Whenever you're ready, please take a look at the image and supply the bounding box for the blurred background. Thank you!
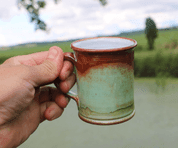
[0,0,178,147]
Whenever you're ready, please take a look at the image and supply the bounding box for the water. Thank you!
[18,79,178,148]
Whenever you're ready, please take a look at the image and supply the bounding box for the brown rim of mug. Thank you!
[70,37,137,53]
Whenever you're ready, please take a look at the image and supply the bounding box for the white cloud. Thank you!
[0,0,26,20]
[0,34,7,46]
[87,24,105,31]
[43,0,178,39]
[0,0,178,46]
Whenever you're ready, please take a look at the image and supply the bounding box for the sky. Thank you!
[0,0,178,47]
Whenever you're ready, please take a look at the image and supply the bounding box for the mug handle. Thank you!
[54,52,79,107]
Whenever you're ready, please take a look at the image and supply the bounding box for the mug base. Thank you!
[78,109,135,125]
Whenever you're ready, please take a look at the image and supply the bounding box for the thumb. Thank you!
[30,46,64,87]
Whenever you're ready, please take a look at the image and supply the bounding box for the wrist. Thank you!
[0,125,18,148]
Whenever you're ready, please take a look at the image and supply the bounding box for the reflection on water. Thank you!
[135,78,178,94]
[19,79,178,148]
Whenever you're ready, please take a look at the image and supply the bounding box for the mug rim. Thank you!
[71,37,137,52]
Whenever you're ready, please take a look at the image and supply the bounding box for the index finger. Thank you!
[4,51,49,66]
[4,46,62,66]
[24,51,49,65]
[24,46,63,65]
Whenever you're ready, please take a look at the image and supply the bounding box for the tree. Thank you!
[145,17,158,50]
[17,0,107,32]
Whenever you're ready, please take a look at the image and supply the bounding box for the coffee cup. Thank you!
[63,37,137,125]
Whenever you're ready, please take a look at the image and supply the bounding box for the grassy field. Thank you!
[0,41,73,64]
[0,28,177,59]
[0,42,73,59]
[129,28,178,52]
[0,28,178,78]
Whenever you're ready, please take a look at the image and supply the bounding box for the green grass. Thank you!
[0,42,73,64]
[0,29,178,78]
[0,42,73,57]
[127,28,178,52]
[1,28,177,58]
[127,29,178,78]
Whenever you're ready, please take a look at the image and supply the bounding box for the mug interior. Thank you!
[71,37,137,52]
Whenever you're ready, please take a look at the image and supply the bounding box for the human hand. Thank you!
[0,46,75,148]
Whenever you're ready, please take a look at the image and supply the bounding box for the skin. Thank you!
[0,46,75,148]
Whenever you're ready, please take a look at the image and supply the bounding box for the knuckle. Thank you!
[60,81,69,93]
[63,81,70,93]
[50,46,63,53]
[43,60,58,78]
[67,61,74,72]
[3,56,17,64]
[60,98,68,108]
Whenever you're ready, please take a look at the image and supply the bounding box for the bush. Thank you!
[134,51,178,78]
[170,39,178,49]
[134,56,156,77]
[134,45,143,52]
[164,40,178,50]
[169,54,178,77]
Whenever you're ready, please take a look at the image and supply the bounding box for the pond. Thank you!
[18,78,178,148]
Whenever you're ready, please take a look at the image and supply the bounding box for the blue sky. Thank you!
[0,0,178,47]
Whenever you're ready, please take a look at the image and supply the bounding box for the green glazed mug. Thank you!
[64,37,137,125]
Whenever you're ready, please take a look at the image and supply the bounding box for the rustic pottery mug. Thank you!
[64,37,137,125]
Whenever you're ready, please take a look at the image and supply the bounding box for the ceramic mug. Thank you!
[64,37,137,125]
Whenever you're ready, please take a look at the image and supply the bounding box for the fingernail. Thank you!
[48,48,58,60]
[49,109,56,120]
